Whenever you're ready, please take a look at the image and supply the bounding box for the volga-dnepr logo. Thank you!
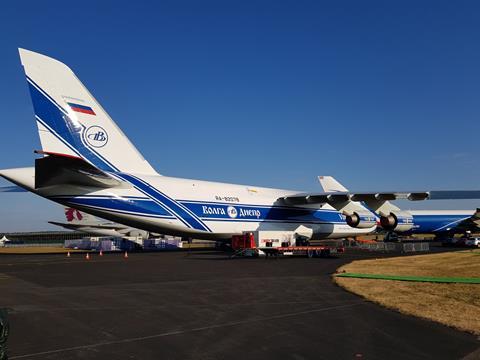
[227,206,238,218]
[201,205,261,219]
[84,126,108,148]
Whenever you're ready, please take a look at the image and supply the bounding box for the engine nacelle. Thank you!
[379,211,414,232]
[345,211,377,228]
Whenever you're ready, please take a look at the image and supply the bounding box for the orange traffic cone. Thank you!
[124,251,128,259]
[85,252,90,260]
[99,250,103,256]
[67,251,71,257]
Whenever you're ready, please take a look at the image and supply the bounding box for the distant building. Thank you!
[0,231,98,244]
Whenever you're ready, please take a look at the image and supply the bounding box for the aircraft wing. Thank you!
[35,151,123,189]
[0,185,28,192]
[279,190,480,206]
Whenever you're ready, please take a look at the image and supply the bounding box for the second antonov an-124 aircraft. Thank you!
[318,176,480,237]
[1,49,480,241]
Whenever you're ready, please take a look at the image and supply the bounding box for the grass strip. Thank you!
[335,273,480,284]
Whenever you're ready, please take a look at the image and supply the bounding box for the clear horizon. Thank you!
[1,1,479,231]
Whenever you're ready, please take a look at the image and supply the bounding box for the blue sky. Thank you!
[1,0,479,231]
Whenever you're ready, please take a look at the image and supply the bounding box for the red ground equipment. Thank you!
[231,233,256,250]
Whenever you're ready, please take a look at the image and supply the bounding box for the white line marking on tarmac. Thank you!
[10,301,365,359]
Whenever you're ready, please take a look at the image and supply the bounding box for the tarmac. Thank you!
[0,249,478,360]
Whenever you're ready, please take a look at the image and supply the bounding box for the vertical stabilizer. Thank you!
[318,176,349,192]
[318,176,377,228]
[19,48,158,175]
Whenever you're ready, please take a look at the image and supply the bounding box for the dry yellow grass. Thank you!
[0,247,85,254]
[334,249,480,335]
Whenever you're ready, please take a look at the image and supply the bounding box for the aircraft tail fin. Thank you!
[318,176,349,192]
[317,176,376,223]
[317,176,400,215]
[64,207,97,224]
[19,48,157,175]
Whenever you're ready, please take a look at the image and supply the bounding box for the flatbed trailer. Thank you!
[258,245,344,258]
[229,232,345,258]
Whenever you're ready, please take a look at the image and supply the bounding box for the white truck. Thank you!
[465,237,480,247]
[443,236,480,248]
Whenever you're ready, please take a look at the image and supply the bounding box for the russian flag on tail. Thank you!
[67,102,96,115]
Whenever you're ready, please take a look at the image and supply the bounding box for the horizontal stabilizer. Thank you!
[48,221,128,237]
[48,221,127,231]
[34,151,123,189]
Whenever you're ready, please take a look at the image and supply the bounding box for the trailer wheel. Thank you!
[320,249,330,258]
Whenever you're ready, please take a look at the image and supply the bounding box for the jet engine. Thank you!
[344,211,377,228]
[379,211,414,232]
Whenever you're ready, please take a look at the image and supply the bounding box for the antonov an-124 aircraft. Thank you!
[1,49,480,240]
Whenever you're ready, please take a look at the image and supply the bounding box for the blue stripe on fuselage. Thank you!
[116,173,212,232]
[49,195,347,226]
[180,201,345,224]
[411,214,470,233]
[52,196,173,218]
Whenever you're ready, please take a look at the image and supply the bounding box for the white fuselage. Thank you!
[0,167,374,240]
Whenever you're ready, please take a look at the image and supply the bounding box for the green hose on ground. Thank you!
[335,273,480,284]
